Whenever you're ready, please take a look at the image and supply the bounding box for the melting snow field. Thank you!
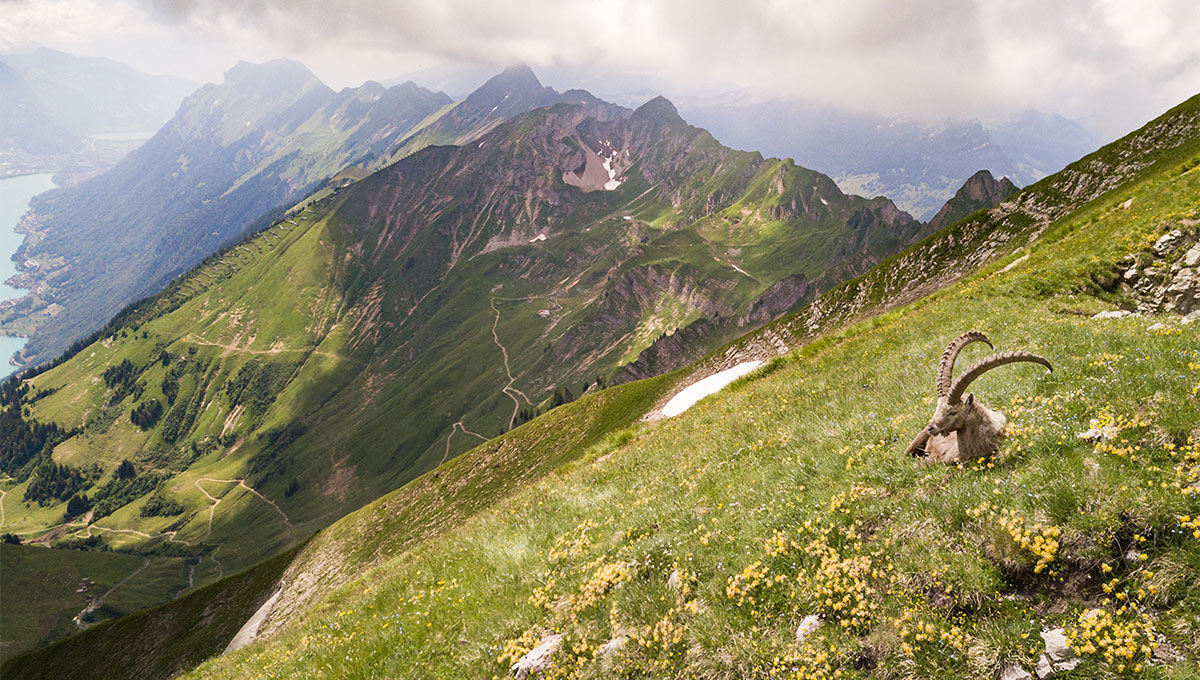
[660,360,764,417]
[601,152,623,190]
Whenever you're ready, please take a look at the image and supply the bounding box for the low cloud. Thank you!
[5,0,1200,137]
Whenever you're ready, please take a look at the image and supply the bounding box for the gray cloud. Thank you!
[7,0,1200,137]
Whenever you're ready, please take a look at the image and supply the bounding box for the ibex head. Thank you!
[906,332,1052,459]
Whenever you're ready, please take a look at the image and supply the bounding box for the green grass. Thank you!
[0,544,187,661]
[178,106,1200,679]
[1,92,937,641]
[1,544,303,680]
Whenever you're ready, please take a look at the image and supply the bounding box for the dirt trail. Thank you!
[490,297,525,426]
[73,558,150,629]
[439,420,490,466]
[26,477,292,606]
[181,334,360,364]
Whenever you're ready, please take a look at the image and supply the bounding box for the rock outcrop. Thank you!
[926,169,1019,233]
[1121,226,1200,316]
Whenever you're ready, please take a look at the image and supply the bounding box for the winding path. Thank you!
[490,297,527,427]
[439,420,490,466]
[180,334,360,365]
[19,476,294,606]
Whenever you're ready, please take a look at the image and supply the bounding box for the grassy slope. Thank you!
[0,544,186,660]
[180,105,1200,678]
[1,544,303,680]
[2,100,923,648]
[1,370,680,680]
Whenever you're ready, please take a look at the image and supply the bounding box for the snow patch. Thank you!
[661,361,764,417]
[601,151,623,190]
[530,233,547,243]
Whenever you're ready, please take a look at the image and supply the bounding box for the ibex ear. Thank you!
[966,393,974,405]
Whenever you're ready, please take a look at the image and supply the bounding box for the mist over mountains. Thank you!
[681,97,1097,219]
[0,17,1197,679]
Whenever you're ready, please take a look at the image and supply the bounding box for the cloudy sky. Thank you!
[2,0,1199,138]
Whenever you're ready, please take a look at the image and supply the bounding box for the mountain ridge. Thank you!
[7,91,1193,680]
[0,89,947,657]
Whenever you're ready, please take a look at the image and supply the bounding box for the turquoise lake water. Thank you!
[1,173,56,376]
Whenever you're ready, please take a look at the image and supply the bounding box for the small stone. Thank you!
[1153,229,1183,255]
[667,569,680,589]
[1120,198,1134,209]
[1031,628,1080,678]
[1035,654,1055,679]
[1152,633,1184,663]
[1123,267,1140,282]
[1077,421,1120,442]
[512,634,563,679]
[1000,663,1032,680]
[1147,322,1167,332]
[795,614,821,643]
[1184,245,1200,267]
[597,634,627,657]
[1091,310,1133,319]
[1041,628,1073,663]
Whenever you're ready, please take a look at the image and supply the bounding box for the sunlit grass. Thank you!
[184,125,1200,679]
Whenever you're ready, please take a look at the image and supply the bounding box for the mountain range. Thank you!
[2,63,639,367]
[0,62,1031,658]
[0,48,197,180]
[681,97,1098,219]
[2,48,197,139]
[1,85,1195,679]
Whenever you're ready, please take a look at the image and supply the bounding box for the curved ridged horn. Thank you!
[936,331,992,397]
[905,428,931,457]
[948,351,1052,403]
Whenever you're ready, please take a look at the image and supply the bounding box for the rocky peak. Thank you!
[960,169,1018,204]
[222,58,325,93]
[473,63,552,101]
[634,95,683,124]
[351,80,387,101]
[926,169,1019,232]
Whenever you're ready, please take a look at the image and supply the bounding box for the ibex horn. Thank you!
[948,351,1052,404]
[936,331,992,397]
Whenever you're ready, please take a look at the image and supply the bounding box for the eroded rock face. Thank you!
[1122,226,1200,316]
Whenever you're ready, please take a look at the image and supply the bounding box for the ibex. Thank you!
[905,332,1052,462]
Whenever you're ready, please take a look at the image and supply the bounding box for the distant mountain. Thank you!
[988,108,1099,185]
[0,59,80,154]
[386,64,625,161]
[2,59,452,364]
[926,169,1018,233]
[680,98,1097,220]
[1,63,638,366]
[3,47,197,137]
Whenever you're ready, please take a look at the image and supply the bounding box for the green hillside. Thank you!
[0,94,937,658]
[154,95,1199,678]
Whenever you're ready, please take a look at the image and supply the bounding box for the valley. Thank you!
[9,91,1193,680]
[0,173,55,376]
[0,28,1194,679]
